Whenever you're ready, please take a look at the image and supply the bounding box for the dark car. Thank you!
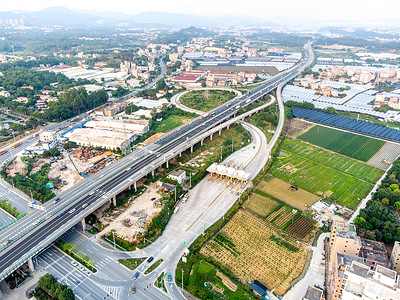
[147,256,154,263]
[133,272,140,280]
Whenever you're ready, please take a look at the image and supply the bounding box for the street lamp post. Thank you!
[112,231,116,250]
[182,269,184,289]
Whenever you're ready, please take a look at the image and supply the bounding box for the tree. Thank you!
[390,184,399,191]
[394,201,400,209]
[382,198,390,205]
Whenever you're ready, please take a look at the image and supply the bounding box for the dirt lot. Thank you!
[258,175,320,211]
[286,119,314,138]
[7,156,27,176]
[98,182,163,242]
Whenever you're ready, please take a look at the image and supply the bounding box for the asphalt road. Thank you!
[0,42,313,281]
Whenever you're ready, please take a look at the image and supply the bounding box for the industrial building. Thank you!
[84,120,149,135]
[68,128,136,150]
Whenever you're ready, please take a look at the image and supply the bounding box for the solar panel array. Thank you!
[292,107,400,142]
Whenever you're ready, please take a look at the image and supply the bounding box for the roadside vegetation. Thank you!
[56,240,97,273]
[144,259,163,275]
[118,257,146,270]
[1,157,55,202]
[33,273,75,300]
[0,200,23,218]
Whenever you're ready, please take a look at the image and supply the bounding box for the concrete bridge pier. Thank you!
[210,134,213,141]
[219,129,222,135]
[81,218,86,233]
[152,169,155,177]
[190,145,194,153]
[179,152,182,157]
[28,258,34,272]
[134,181,137,192]
[227,124,230,130]
[201,139,204,146]
[112,195,117,206]
[166,160,169,168]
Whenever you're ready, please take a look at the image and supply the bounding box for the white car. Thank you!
[70,261,78,267]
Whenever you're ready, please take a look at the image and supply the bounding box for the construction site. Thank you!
[95,182,164,243]
[4,146,119,194]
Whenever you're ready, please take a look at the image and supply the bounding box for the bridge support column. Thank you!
[179,152,182,157]
[201,139,204,146]
[134,181,137,192]
[219,129,222,135]
[166,160,169,168]
[112,196,117,206]
[152,169,155,177]
[81,218,86,233]
[28,257,35,272]
[227,124,230,130]
[190,145,194,153]
[210,134,213,141]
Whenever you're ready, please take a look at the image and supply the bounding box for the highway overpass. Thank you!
[0,42,313,281]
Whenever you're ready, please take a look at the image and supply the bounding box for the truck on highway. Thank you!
[0,149,8,156]
[12,142,21,149]
[235,105,240,110]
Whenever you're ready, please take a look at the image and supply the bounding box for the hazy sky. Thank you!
[1,0,400,24]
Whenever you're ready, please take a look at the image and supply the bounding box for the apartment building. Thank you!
[330,221,361,265]
[329,253,364,300]
[391,241,400,273]
[338,262,400,299]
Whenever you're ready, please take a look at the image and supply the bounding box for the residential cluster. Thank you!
[325,221,400,300]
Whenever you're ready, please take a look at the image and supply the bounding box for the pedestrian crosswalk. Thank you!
[98,284,122,299]
[94,257,113,270]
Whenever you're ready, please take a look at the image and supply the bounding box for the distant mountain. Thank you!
[0,7,278,28]
[155,26,214,44]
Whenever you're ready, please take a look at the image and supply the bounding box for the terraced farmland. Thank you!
[200,209,308,296]
[298,125,384,162]
[269,139,384,209]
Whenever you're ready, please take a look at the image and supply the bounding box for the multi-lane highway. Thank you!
[0,42,313,282]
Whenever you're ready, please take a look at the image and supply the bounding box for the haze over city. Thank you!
[1,0,400,25]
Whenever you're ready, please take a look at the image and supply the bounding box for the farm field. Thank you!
[298,125,384,162]
[266,205,298,228]
[257,175,320,211]
[286,216,314,239]
[200,209,309,296]
[269,139,384,209]
[243,192,280,218]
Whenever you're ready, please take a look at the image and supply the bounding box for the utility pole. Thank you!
[220,146,223,162]
[182,269,184,289]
